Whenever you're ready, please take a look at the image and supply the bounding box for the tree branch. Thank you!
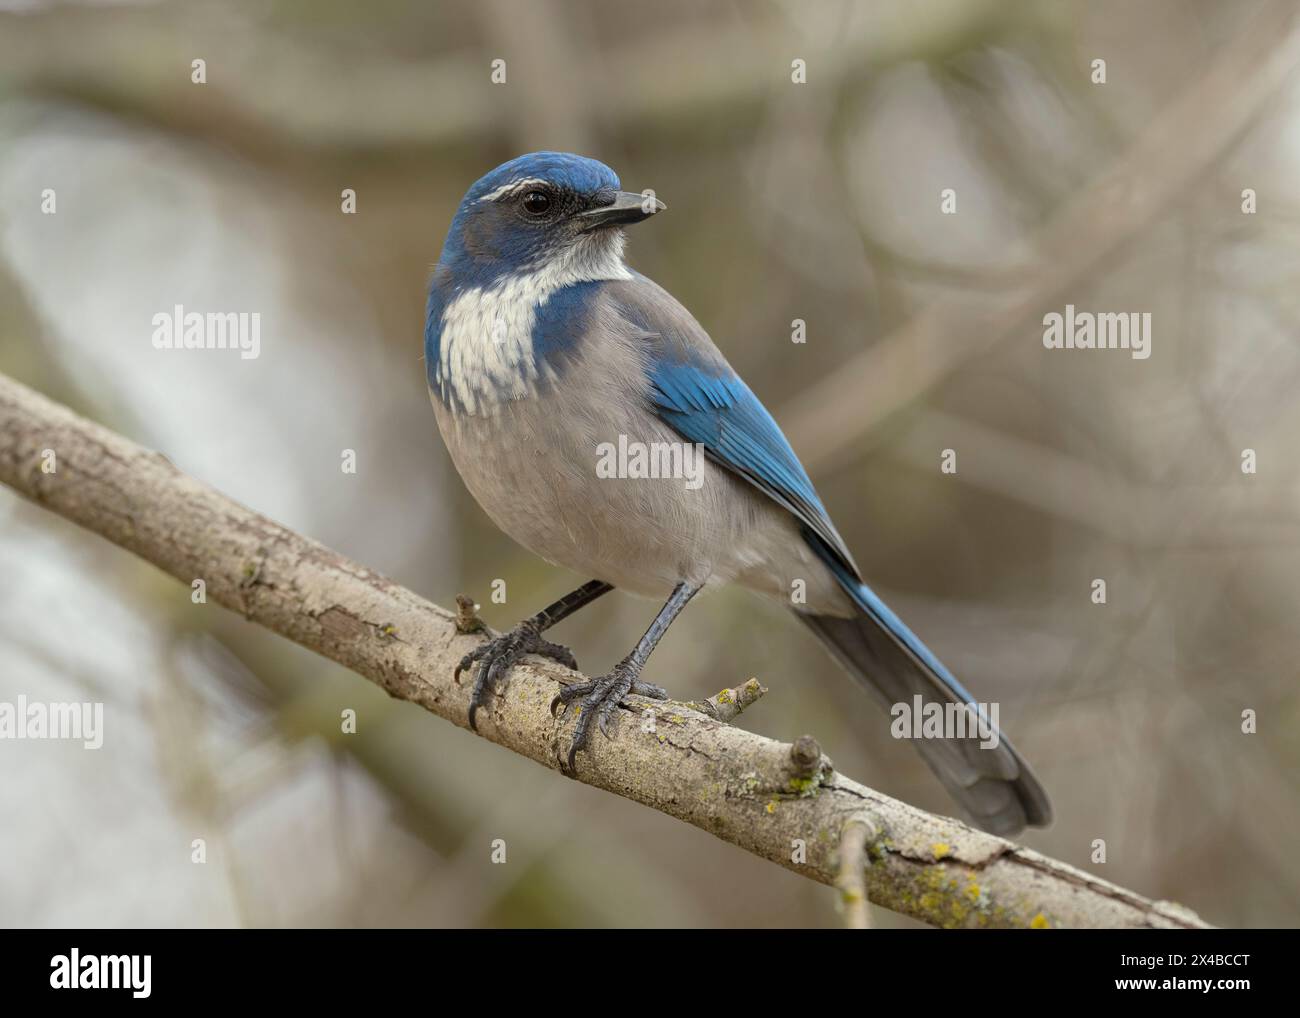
[0,372,1211,929]
[836,813,878,929]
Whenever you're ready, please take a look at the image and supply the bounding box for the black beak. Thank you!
[579,190,666,230]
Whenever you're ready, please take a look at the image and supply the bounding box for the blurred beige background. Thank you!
[1,0,1297,928]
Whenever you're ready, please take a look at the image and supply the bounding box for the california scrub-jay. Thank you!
[426,152,1050,835]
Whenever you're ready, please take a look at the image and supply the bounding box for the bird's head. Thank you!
[437,152,665,286]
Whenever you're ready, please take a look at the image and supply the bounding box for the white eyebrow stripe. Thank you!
[476,177,549,204]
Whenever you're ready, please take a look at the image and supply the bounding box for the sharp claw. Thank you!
[553,666,666,768]
[541,648,578,671]
[486,655,512,692]
[454,620,583,737]
[455,643,487,681]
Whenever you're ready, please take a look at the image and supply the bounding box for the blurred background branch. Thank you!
[780,0,1300,474]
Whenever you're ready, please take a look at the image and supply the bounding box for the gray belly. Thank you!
[432,386,743,595]
[431,387,853,613]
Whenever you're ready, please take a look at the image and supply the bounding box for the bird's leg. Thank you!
[457,580,613,731]
[551,581,699,771]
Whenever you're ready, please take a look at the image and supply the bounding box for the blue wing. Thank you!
[647,362,864,571]
[601,275,1051,831]
[604,273,858,578]
[644,351,976,703]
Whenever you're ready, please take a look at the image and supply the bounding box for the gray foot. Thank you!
[456,619,578,731]
[550,662,669,770]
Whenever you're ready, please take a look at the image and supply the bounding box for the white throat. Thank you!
[436,230,632,414]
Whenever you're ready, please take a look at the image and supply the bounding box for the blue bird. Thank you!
[426,152,1051,835]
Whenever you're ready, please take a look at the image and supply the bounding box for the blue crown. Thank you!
[462,152,620,205]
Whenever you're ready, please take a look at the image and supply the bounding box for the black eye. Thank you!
[522,191,552,215]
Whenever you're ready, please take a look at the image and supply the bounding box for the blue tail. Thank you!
[800,529,1051,835]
